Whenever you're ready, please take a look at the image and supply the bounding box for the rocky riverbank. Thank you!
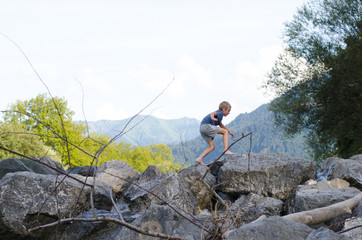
[0,153,361,239]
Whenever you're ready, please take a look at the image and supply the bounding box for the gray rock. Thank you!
[0,157,65,180]
[96,160,139,193]
[286,184,361,213]
[217,153,317,200]
[350,154,362,161]
[224,216,313,240]
[0,171,112,239]
[319,155,362,190]
[49,208,121,240]
[307,227,351,240]
[67,165,96,176]
[178,164,216,213]
[341,217,362,240]
[36,156,65,173]
[117,205,210,240]
[231,193,284,223]
[122,165,196,214]
[50,201,142,240]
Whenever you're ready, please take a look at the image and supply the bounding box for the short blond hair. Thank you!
[219,101,231,110]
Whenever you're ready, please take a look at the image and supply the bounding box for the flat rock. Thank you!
[224,216,313,240]
[217,153,317,200]
[96,160,139,193]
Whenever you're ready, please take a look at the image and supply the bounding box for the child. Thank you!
[196,101,235,165]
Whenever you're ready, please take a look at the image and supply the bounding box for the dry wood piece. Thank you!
[283,193,362,225]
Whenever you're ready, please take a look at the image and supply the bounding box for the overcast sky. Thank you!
[0,0,306,124]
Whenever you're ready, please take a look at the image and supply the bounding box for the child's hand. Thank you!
[229,131,235,138]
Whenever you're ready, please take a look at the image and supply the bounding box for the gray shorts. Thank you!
[200,124,219,143]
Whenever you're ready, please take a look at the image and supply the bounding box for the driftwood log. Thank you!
[283,193,362,225]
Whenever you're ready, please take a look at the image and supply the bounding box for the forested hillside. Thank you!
[87,115,200,146]
[171,104,310,165]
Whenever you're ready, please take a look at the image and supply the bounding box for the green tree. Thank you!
[3,94,183,172]
[3,93,87,167]
[263,0,361,162]
[0,121,60,161]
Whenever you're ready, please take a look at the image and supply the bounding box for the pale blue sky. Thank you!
[0,0,306,123]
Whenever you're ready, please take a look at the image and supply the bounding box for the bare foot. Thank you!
[224,150,235,155]
[195,157,206,165]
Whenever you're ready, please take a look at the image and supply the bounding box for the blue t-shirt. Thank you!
[201,109,224,126]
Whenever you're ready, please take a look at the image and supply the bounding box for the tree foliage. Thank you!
[2,93,182,172]
[0,121,59,161]
[73,133,181,173]
[3,93,87,166]
[263,0,361,162]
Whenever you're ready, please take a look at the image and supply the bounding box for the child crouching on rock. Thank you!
[196,101,235,165]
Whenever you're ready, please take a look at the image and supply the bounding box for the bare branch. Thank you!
[28,216,189,240]
[109,187,124,222]
[177,131,189,171]
[0,145,92,186]
[102,170,214,235]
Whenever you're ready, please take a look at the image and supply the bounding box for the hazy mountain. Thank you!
[87,115,200,146]
[171,104,310,165]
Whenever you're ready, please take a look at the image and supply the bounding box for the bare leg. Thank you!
[196,140,215,164]
[218,128,235,155]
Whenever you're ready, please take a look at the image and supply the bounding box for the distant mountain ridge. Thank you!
[87,115,200,146]
[171,104,310,165]
[87,104,310,165]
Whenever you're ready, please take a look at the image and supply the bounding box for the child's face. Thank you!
[222,107,231,117]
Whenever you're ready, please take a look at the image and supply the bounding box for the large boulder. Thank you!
[286,180,361,214]
[231,192,284,223]
[216,153,317,200]
[46,202,138,240]
[0,171,112,239]
[224,216,313,240]
[96,160,139,193]
[0,157,65,180]
[116,205,210,240]
[178,164,216,213]
[318,154,362,190]
[122,165,196,214]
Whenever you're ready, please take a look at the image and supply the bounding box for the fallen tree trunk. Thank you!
[283,192,362,225]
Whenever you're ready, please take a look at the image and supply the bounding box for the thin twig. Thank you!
[28,216,188,240]
[102,170,213,235]
[0,145,92,186]
[338,224,362,234]
[0,32,72,166]
[178,130,189,170]
[109,188,124,222]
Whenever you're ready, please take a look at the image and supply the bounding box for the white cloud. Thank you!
[224,45,284,116]
[81,68,112,93]
[126,65,179,96]
[178,54,213,86]
[20,62,58,80]
[124,54,214,100]
[96,102,129,120]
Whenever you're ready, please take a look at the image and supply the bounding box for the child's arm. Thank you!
[220,122,235,138]
[210,111,218,122]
